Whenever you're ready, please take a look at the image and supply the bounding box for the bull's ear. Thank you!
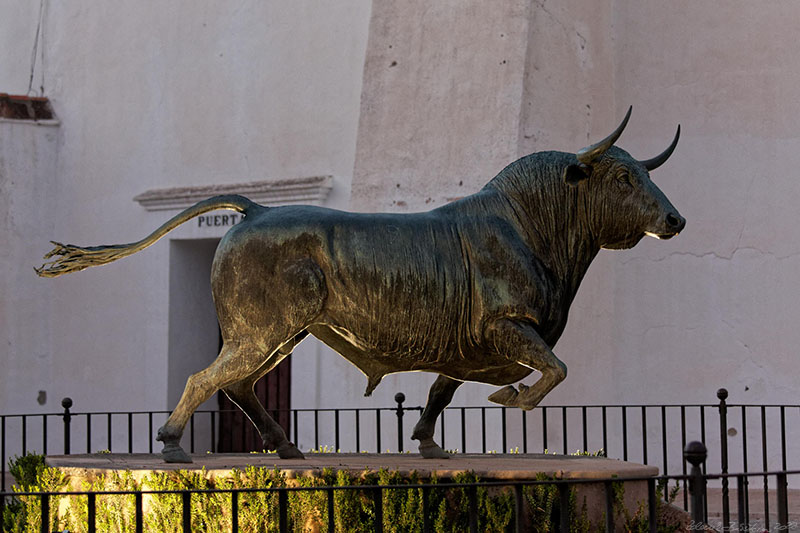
[563,163,591,186]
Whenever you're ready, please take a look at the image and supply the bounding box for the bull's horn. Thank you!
[576,106,632,164]
[640,125,680,171]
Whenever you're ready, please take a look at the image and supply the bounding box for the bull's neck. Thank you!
[484,152,601,300]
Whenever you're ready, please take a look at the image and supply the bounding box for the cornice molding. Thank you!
[134,176,333,211]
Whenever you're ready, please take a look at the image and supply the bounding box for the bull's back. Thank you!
[211,205,473,365]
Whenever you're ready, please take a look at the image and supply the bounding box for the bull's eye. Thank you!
[615,171,632,186]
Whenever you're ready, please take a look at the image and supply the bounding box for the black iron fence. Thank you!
[3,389,798,478]
[2,388,799,529]
[1,442,797,532]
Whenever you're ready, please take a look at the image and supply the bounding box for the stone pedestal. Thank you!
[46,452,664,530]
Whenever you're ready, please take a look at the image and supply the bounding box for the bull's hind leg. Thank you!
[411,375,462,458]
[156,343,271,463]
[221,332,308,459]
[485,318,567,411]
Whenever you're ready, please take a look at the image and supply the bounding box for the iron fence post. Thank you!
[232,490,239,533]
[135,491,143,533]
[717,388,729,530]
[279,489,288,532]
[62,397,73,455]
[684,440,707,528]
[468,485,479,533]
[88,492,96,533]
[604,480,615,533]
[558,482,571,533]
[40,493,49,533]
[395,392,405,453]
[514,483,524,533]
[422,485,432,533]
[326,488,334,533]
[373,486,384,533]
[647,478,657,533]
[777,472,789,529]
[736,474,747,531]
[182,491,192,533]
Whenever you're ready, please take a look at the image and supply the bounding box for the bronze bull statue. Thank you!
[37,107,684,462]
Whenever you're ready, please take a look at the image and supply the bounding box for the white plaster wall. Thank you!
[345,0,800,474]
[602,0,800,405]
[599,0,800,474]
[352,0,531,211]
[0,120,60,420]
[341,0,620,455]
[304,0,539,453]
[2,0,799,475]
[0,1,372,455]
[495,1,800,478]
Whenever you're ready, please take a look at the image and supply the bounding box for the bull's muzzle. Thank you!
[648,212,685,240]
[665,212,686,233]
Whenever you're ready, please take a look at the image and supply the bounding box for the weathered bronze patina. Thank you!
[37,108,685,463]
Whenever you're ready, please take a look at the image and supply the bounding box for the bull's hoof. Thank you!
[488,385,519,407]
[161,443,193,464]
[156,426,179,444]
[276,441,305,459]
[517,395,543,411]
[418,439,450,459]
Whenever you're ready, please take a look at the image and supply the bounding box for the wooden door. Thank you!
[217,334,292,452]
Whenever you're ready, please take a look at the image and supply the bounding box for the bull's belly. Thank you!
[307,324,534,391]
[311,321,458,370]
[444,362,533,386]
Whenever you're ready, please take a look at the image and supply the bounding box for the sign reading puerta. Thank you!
[196,213,245,228]
[37,108,685,463]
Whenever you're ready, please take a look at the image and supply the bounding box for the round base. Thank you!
[45,453,661,530]
[46,452,656,481]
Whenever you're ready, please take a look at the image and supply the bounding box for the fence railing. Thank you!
[1,442,797,533]
[3,389,799,528]
[3,389,797,470]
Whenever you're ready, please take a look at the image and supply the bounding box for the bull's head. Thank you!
[562,107,685,250]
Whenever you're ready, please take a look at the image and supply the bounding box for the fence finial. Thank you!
[684,441,707,526]
[716,387,730,528]
[684,440,707,466]
[395,392,406,452]
[62,397,73,455]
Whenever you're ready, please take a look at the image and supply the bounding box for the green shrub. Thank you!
[618,478,682,533]
[4,453,68,533]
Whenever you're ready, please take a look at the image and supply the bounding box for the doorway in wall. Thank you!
[168,238,291,453]
[216,332,292,452]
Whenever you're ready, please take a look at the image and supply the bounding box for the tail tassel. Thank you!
[34,195,257,278]
[35,241,133,278]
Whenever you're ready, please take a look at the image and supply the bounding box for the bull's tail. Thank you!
[35,194,260,278]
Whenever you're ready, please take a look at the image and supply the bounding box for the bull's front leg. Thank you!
[484,318,566,410]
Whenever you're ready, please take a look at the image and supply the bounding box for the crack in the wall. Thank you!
[618,321,705,340]
[619,247,800,265]
[526,0,599,148]
[733,172,758,251]
[638,323,677,339]
[719,318,767,374]
[533,0,567,34]
[534,0,587,50]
